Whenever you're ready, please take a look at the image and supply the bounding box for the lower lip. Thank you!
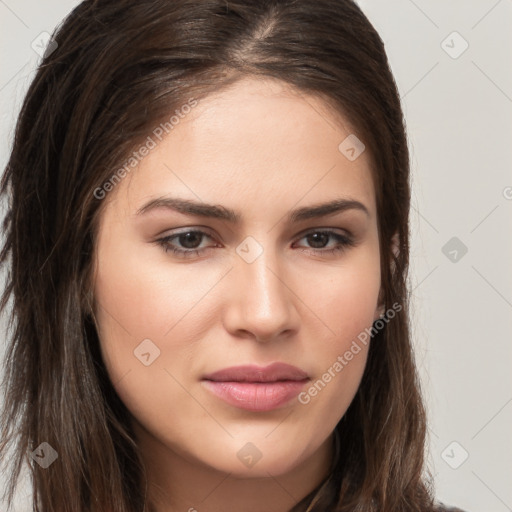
[201,379,308,412]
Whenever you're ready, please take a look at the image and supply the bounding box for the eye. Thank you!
[156,229,217,259]
[293,230,355,256]
[155,228,355,259]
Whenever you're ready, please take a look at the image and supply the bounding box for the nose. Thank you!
[223,246,300,343]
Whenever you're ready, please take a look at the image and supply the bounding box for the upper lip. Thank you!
[202,362,309,383]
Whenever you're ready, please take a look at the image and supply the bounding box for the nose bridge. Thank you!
[244,248,283,310]
[229,236,296,339]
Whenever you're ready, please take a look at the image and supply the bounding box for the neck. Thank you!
[134,423,335,512]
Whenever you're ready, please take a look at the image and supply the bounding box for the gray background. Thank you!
[1,1,511,510]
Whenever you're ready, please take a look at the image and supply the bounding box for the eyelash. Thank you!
[155,229,355,259]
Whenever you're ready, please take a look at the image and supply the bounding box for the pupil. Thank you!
[308,232,328,248]
[179,232,202,249]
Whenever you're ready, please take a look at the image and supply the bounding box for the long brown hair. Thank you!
[1,0,435,510]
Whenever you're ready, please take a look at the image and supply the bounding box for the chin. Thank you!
[196,437,313,478]
[220,454,302,479]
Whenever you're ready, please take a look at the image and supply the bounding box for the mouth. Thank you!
[201,362,310,412]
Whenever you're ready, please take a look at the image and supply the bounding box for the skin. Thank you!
[92,76,385,512]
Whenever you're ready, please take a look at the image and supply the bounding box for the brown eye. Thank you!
[176,231,204,249]
[294,230,355,256]
[156,229,217,258]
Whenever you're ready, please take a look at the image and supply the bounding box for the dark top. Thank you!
[288,429,469,512]
[435,504,467,512]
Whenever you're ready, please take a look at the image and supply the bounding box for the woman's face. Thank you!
[92,76,383,479]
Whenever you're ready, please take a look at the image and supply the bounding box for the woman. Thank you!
[0,1,467,511]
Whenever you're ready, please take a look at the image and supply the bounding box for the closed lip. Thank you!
[202,362,309,383]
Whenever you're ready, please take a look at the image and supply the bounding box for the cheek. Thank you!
[92,222,230,348]
[92,262,209,445]
[292,246,380,422]
[294,243,381,343]
[92,238,230,428]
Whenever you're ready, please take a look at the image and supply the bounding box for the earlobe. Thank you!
[82,255,99,319]
[373,232,400,321]
[374,288,386,321]
[81,286,94,317]
[81,268,96,319]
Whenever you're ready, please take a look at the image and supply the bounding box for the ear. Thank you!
[81,265,97,320]
[82,251,99,319]
[81,284,94,318]
[373,232,400,321]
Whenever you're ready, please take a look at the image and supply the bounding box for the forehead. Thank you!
[104,76,376,222]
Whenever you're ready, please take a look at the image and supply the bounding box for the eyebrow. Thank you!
[136,196,370,223]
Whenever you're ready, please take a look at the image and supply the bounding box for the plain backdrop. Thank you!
[1,1,511,511]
